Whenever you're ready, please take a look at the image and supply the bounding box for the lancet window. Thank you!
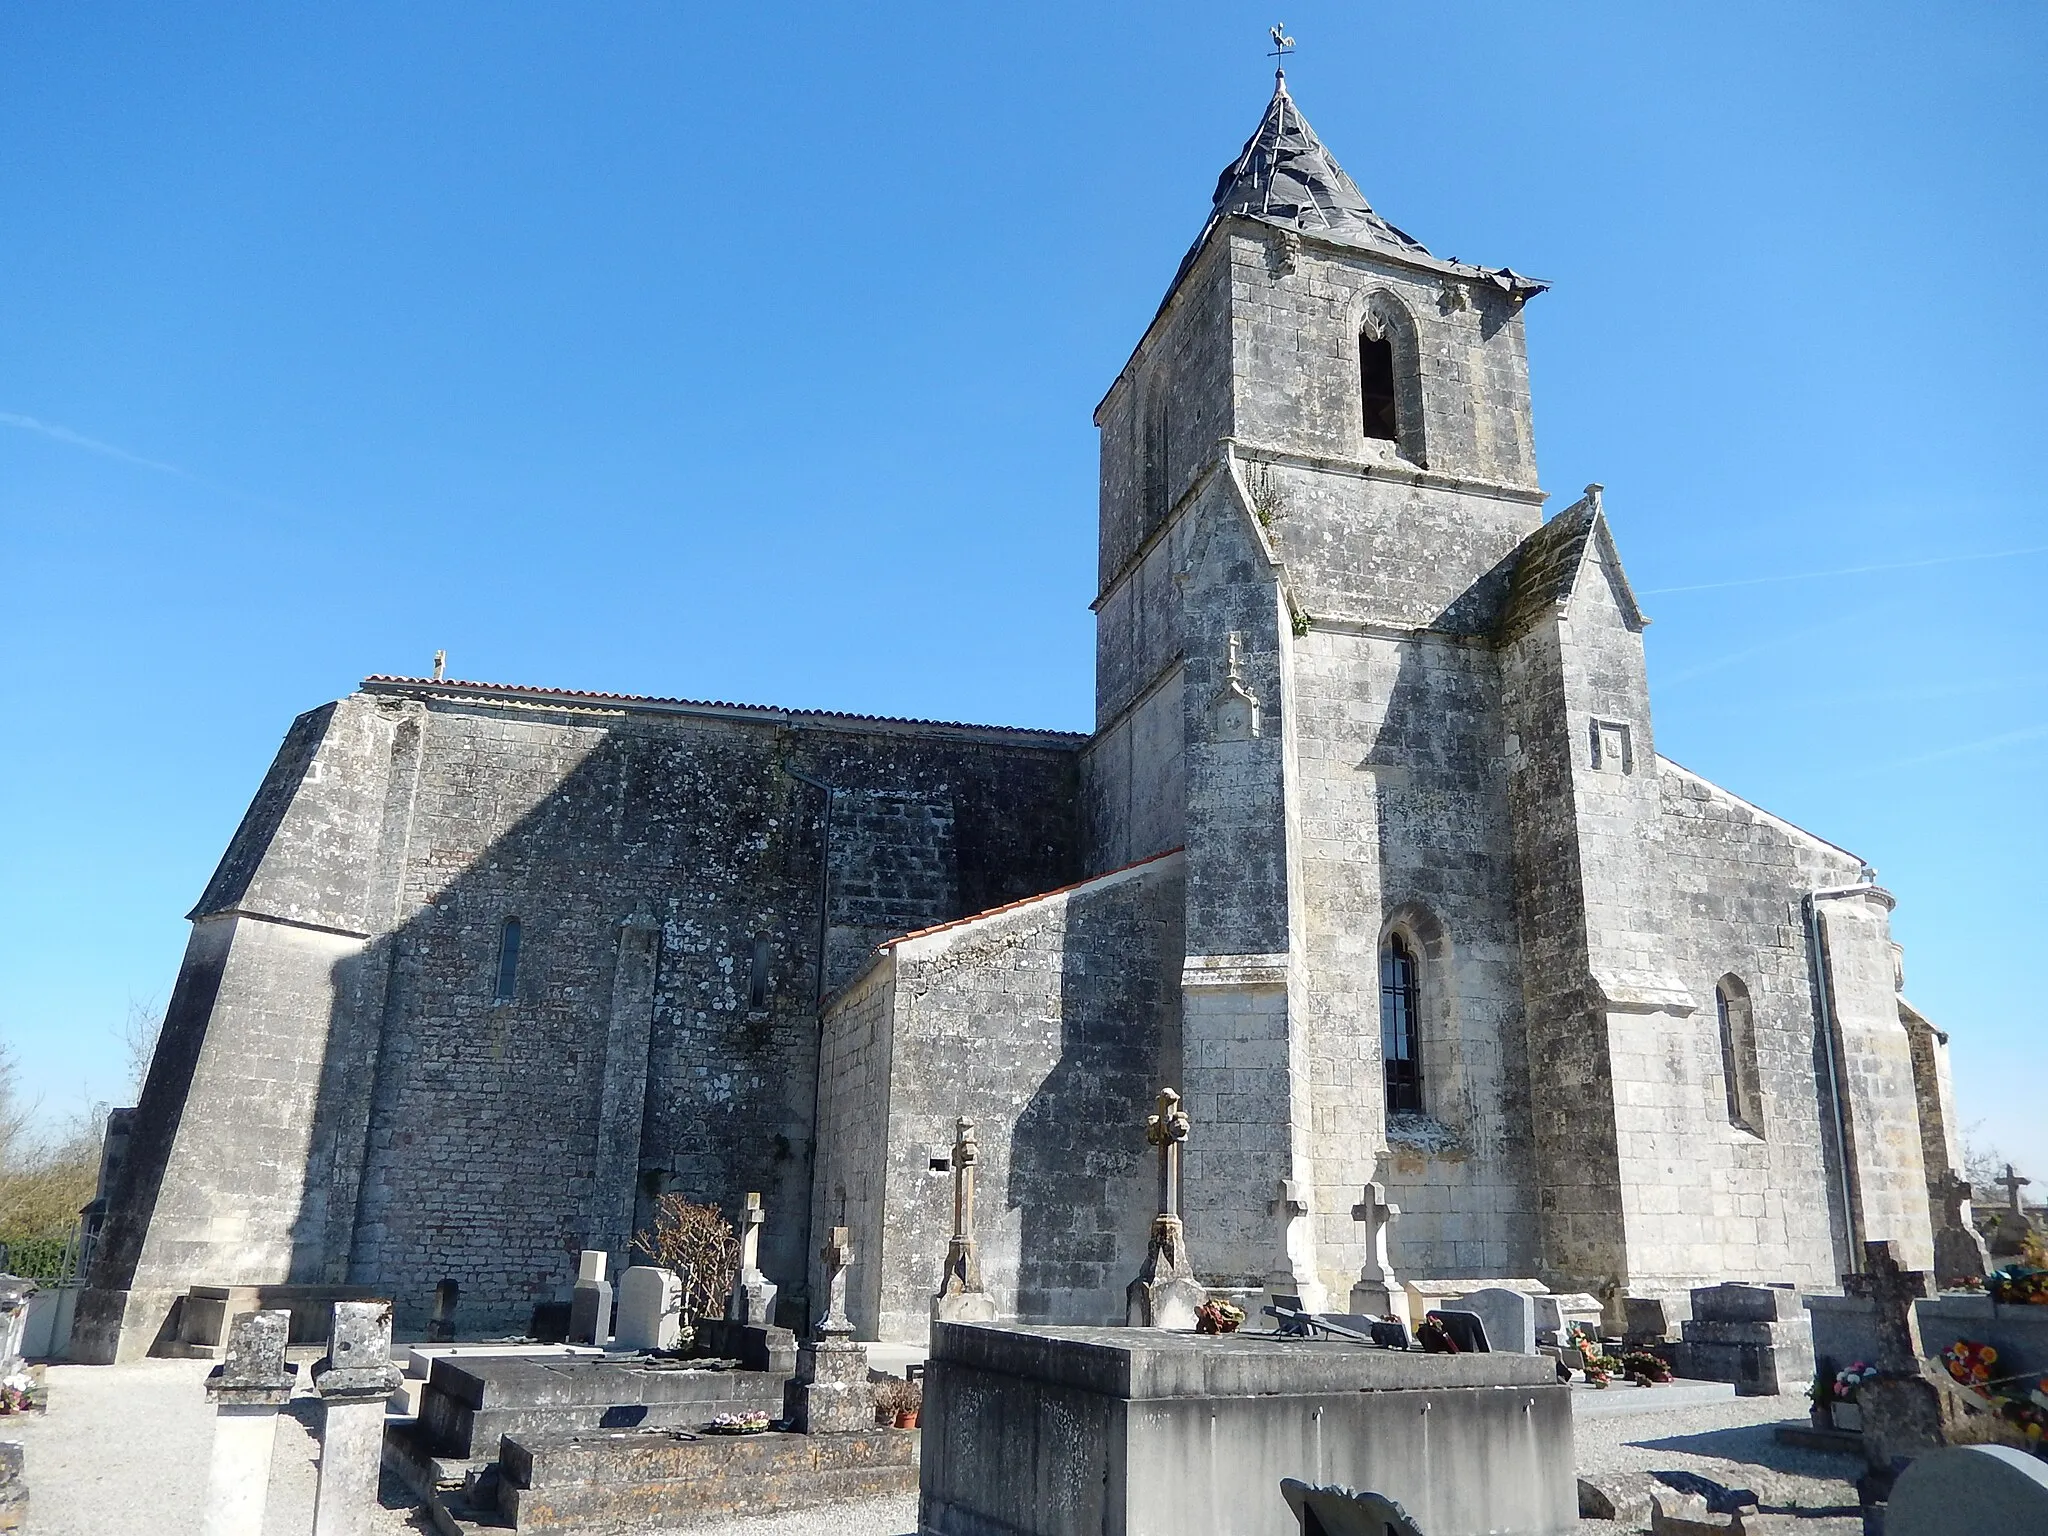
[1381,933,1423,1113]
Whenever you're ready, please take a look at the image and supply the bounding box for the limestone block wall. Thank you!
[88,679,1083,1353]
[1287,626,1537,1291]
[1647,761,1863,1290]
[1815,887,1935,1268]
[1220,226,1538,489]
[813,854,1184,1341]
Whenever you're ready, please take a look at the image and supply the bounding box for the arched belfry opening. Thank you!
[1360,334,1399,443]
[1358,293,1428,466]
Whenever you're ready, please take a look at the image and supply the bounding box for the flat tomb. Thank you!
[920,1322,1575,1536]
[497,1427,919,1534]
[419,1354,790,1460]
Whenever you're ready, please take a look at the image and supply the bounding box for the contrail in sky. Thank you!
[1643,542,2048,596]
[1872,723,2048,772]
[1,408,290,510]
[0,410,196,479]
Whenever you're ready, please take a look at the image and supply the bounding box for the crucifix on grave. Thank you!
[2000,1164,2032,1214]
[933,1117,998,1322]
[1842,1239,1944,1472]
[1348,1181,1408,1324]
[1126,1089,1207,1330]
[726,1191,779,1325]
[817,1224,855,1340]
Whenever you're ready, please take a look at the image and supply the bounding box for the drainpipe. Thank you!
[1805,887,1866,1275]
[783,765,836,1009]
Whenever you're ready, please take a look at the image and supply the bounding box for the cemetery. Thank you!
[7,27,2045,1536]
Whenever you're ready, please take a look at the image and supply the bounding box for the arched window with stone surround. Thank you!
[1381,932,1423,1113]
[1358,291,1428,467]
[1716,974,1764,1136]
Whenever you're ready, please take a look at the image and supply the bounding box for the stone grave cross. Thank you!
[726,1191,779,1325]
[1146,1088,1191,1219]
[1844,1239,1929,1371]
[818,1225,855,1341]
[1841,1240,1943,1471]
[2000,1163,2032,1213]
[933,1118,997,1321]
[1126,1087,1205,1329]
[1352,1183,1400,1287]
[1933,1170,1992,1284]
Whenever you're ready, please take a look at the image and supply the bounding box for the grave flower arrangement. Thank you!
[705,1410,771,1435]
[1987,1265,2048,1306]
[1566,1322,1620,1386]
[1941,1340,1998,1388]
[873,1377,922,1429]
[1194,1298,1245,1335]
[1619,1350,1673,1385]
[1833,1360,1881,1402]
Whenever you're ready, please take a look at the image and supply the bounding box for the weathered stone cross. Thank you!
[818,1225,855,1341]
[1146,1088,1192,1219]
[950,1118,980,1244]
[738,1191,765,1273]
[1351,1182,1401,1287]
[1843,1239,1928,1373]
[1939,1171,1974,1230]
[2000,1163,2032,1213]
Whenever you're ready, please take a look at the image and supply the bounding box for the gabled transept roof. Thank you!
[1496,485,1649,640]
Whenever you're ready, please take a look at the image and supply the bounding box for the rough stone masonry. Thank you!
[76,67,1968,1360]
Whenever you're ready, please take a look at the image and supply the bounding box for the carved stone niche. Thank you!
[1210,631,1262,742]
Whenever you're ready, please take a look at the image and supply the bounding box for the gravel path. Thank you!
[7,1359,1860,1536]
[1575,1393,1866,1534]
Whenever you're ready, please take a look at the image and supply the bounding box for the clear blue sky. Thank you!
[3,3,2043,1182]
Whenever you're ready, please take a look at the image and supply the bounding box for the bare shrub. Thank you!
[632,1195,740,1322]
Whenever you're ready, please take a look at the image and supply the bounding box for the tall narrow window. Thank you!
[494,917,521,1002]
[1381,933,1422,1113]
[1360,334,1399,442]
[748,936,771,1010]
[1716,976,1764,1135]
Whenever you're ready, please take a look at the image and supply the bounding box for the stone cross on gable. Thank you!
[1843,1239,1928,1374]
[2001,1163,2032,1213]
[1145,1089,1192,1219]
[817,1224,855,1341]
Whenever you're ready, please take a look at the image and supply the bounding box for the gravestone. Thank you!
[428,1278,458,1343]
[1843,1240,1944,1473]
[1671,1284,1812,1396]
[934,1118,998,1323]
[1885,1443,2048,1535]
[569,1250,612,1346]
[311,1300,403,1536]
[1126,1089,1206,1330]
[615,1265,683,1352]
[1460,1287,1537,1354]
[1932,1172,1991,1286]
[1988,1165,2037,1260]
[1626,1296,1677,1345]
[1280,1478,1425,1536]
[786,1227,869,1433]
[1535,1292,1604,1347]
[0,1441,22,1534]
[727,1193,779,1326]
[203,1309,295,1536]
[1425,1309,1490,1353]
[0,1279,30,1372]
[1347,1183,1407,1325]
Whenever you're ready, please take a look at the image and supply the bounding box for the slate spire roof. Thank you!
[1195,70,1429,258]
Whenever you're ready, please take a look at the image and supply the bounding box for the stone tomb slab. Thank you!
[920,1322,1573,1536]
[497,1427,919,1534]
[418,1354,789,1460]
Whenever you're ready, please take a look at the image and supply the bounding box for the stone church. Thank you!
[77,72,1965,1360]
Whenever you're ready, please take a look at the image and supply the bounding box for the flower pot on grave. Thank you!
[895,1409,919,1429]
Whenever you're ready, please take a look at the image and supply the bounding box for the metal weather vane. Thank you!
[1269,23,1296,64]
